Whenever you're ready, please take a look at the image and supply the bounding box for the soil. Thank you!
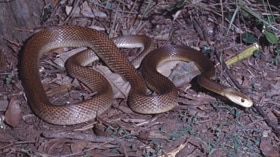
[0,0,279,157]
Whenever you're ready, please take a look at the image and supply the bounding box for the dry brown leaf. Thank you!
[260,137,280,157]
[0,100,8,112]
[148,130,169,140]
[54,47,89,68]
[93,123,114,137]
[0,130,16,142]
[267,82,280,97]
[65,5,73,15]
[53,73,73,86]
[70,140,89,153]
[266,111,279,125]
[81,1,107,18]
[73,122,96,132]
[154,33,170,40]
[136,130,150,140]
[162,141,188,157]
[169,62,200,87]
[46,84,73,97]
[4,97,22,127]
[80,1,94,17]
[42,73,74,98]
[117,105,134,114]
[41,138,72,154]
[157,60,181,77]
[187,107,209,118]
[94,65,130,99]
[158,61,200,87]
[135,117,158,126]
[65,4,80,16]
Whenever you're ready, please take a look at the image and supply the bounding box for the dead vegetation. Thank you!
[0,0,279,156]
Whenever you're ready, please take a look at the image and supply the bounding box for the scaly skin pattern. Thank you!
[20,26,252,125]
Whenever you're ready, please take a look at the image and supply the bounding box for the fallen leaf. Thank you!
[73,122,96,132]
[80,1,107,18]
[0,100,8,112]
[46,84,73,97]
[0,130,16,142]
[94,65,130,99]
[260,137,280,157]
[70,140,89,153]
[267,82,280,97]
[158,61,200,87]
[4,97,22,127]
[41,138,72,154]
[54,47,89,68]
[163,140,188,157]
[80,1,94,17]
[93,123,114,137]
[65,6,73,15]
[65,4,80,16]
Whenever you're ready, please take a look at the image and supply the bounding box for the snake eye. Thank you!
[241,98,245,103]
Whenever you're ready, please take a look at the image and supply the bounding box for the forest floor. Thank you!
[0,0,279,156]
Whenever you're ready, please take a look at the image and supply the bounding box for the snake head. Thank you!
[223,88,253,108]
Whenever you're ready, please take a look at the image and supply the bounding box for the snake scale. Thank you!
[20,26,253,125]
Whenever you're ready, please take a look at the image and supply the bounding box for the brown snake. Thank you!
[20,26,253,125]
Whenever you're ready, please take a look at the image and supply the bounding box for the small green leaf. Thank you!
[241,32,257,44]
[263,30,279,44]
[175,0,185,8]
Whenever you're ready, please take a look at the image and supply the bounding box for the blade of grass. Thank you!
[239,1,280,33]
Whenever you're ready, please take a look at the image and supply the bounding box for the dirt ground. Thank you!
[0,0,279,157]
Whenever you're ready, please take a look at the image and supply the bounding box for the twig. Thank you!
[214,50,245,91]
[62,0,81,25]
[214,50,280,135]
[42,131,116,143]
[253,104,280,135]
[0,141,36,150]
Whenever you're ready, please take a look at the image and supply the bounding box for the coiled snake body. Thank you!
[20,26,252,125]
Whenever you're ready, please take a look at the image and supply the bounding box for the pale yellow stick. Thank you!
[226,43,260,66]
